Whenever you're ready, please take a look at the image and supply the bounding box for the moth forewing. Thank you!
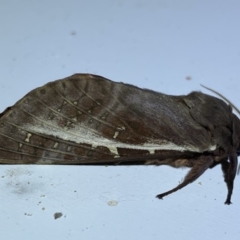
[0,73,239,205]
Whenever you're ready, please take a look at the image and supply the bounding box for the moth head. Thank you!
[232,114,240,153]
[201,85,240,153]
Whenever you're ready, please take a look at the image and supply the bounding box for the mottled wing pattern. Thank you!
[0,74,222,164]
[0,74,182,164]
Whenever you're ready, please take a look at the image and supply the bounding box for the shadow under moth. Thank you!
[0,74,239,205]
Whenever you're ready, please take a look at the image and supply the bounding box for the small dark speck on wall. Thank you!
[54,212,63,219]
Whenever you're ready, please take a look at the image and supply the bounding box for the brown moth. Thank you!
[0,74,239,204]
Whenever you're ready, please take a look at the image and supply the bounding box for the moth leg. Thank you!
[221,153,238,205]
[156,155,214,200]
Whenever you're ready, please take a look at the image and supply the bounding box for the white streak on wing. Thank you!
[113,131,119,139]
[24,124,216,154]
[92,143,119,156]
[25,133,32,142]
[53,142,59,149]
[109,146,119,156]
[208,145,216,151]
[148,149,155,155]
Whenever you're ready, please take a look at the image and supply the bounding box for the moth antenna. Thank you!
[200,84,240,116]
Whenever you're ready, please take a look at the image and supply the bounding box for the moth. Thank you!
[0,74,239,204]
